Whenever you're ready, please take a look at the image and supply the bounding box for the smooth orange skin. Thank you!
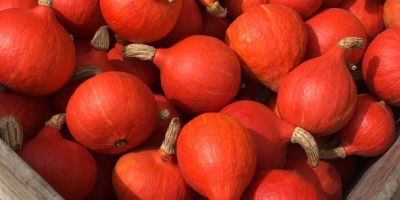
[270,0,323,19]
[277,45,357,136]
[0,91,54,142]
[18,126,97,200]
[0,0,37,11]
[53,0,106,36]
[154,35,241,115]
[0,6,75,96]
[337,94,396,157]
[305,8,368,65]
[220,0,270,19]
[108,42,161,92]
[100,0,182,43]
[384,0,400,29]
[285,145,342,200]
[338,0,384,42]
[113,148,194,200]
[177,113,257,200]
[66,71,158,155]
[242,169,327,200]
[362,28,400,106]
[225,4,308,92]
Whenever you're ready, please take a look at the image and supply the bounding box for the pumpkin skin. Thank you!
[362,27,400,106]
[219,0,270,19]
[0,91,54,142]
[199,6,231,41]
[225,4,308,92]
[53,0,106,36]
[100,0,182,43]
[338,0,384,42]
[277,38,359,136]
[241,169,327,200]
[0,0,37,11]
[305,8,368,65]
[321,0,343,8]
[0,2,76,96]
[383,0,400,29]
[66,71,158,155]
[177,113,257,200]
[18,115,97,200]
[270,0,323,19]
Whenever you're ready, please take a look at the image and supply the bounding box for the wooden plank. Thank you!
[0,138,64,200]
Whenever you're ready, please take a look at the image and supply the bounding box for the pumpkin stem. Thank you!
[254,88,273,104]
[348,63,357,71]
[168,0,176,3]
[69,66,103,82]
[121,44,156,61]
[115,34,129,44]
[0,85,9,92]
[337,37,365,51]
[291,127,320,168]
[159,109,171,122]
[319,147,347,159]
[115,139,128,147]
[45,114,66,130]
[38,0,53,7]
[379,100,386,106]
[323,136,340,150]
[206,1,227,18]
[160,118,180,155]
[91,26,110,51]
[0,115,23,151]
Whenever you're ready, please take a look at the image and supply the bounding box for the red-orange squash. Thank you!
[177,113,257,200]
[0,0,75,96]
[0,0,37,11]
[219,0,270,19]
[66,71,158,155]
[225,4,307,92]
[383,0,400,29]
[270,0,323,19]
[197,0,227,18]
[100,0,183,43]
[321,0,343,8]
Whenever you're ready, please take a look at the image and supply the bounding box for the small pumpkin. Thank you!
[383,0,400,29]
[199,6,231,41]
[219,0,270,19]
[269,0,323,19]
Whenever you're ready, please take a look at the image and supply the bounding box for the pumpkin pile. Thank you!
[0,0,399,199]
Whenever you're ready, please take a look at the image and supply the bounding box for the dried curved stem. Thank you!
[68,66,103,82]
[121,44,156,61]
[160,118,180,155]
[337,37,365,51]
[38,0,53,7]
[91,26,110,51]
[158,109,171,122]
[206,1,227,18]
[291,127,320,168]
[319,147,347,159]
[45,114,66,130]
[0,115,23,150]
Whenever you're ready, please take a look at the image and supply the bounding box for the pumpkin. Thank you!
[199,6,231,41]
[100,0,183,43]
[220,100,320,168]
[53,0,106,36]
[176,112,257,200]
[321,0,343,8]
[270,0,323,19]
[362,27,400,106]
[197,0,227,18]
[219,0,270,19]
[18,114,97,200]
[122,35,241,115]
[383,0,400,29]
[320,94,396,159]
[241,169,327,200]
[113,118,195,200]
[338,0,385,42]
[277,37,362,136]
[0,0,37,11]
[225,4,308,92]
[305,8,368,65]
[66,71,158,155]
[0,0,75,96]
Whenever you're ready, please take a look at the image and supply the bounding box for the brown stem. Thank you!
[0,115,23,151]
[168,0,176,3]
[379,100,386,106]
[45,114,66,130]
[115,34,129,44]
[206,1,227,18]
[68,66,103,82]
[115,139,128,147]
[158,109,171,122]
[121,44,156,61]
[337,37,365,51]
[348,63,357,71]
[291,127,320,168]
[160,118,180,155]
[91,26,110,51]
[319,147,347,159]
[0,85,9,92]
[254,88,273,104]
[38,0,52,7]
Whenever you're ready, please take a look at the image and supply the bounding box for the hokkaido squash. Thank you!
[66,71,158,155]
[321,0,343,8]
[0,0,75,96]
[219,0,270,19]
[270,0,323,19]
[225,4,307,92]
[383,0,400,29]
[199,7,231,41]
[177,113,257,200]
[0,0,37,11]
